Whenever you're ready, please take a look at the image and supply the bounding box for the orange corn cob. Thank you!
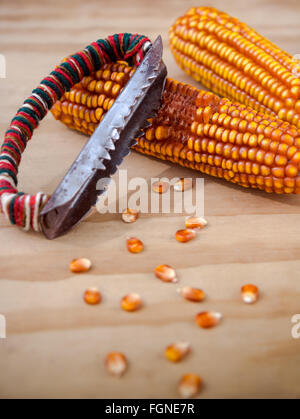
[51,61,300,194]
[169,7,300,128]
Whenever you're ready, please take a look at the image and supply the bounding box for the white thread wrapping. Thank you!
[22,103,35,112]
[1,187,48,232]
[23,195,31,231]
[1,192,14,219]
[32,93,48,112]
[11,125,26,137]
[0,154,18,168]
[32,192,48,232]
[68,57,83,78]
[39,84,55,103]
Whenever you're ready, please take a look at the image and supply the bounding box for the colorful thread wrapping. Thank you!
[0,33,151,232]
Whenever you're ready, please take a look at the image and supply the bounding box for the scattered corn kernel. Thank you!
[178,373,203,398]
[122,208,139,223]
[154,264,177,283]
[152,180,169,194]
[105,352,127,376]
[173,178,193,192]
[241,284,259,304]
[185,216,207,230]
[165,342,191,362]
[178,286,205,302]
[195,311,222,328]
[69,258,92,273]
[83,288,102,305]
[175,229,196,243]
[126,237,144,253]
[121,293,142,312]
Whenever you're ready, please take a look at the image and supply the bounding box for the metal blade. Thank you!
[39,36,167,239]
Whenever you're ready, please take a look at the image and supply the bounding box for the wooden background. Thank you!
[0,0,300,399]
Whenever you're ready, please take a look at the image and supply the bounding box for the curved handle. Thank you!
[0,33,151,232]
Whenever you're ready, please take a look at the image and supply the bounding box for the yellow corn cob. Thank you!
[51,61,300,194]
[169,6,300,128]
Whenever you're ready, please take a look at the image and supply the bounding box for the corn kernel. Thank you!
[173,178,193,191]
[195,311,222,328]
[83,288,102,305]
[178,286,205,302]
[178,373,203,398]
[152,180,169,194]
[175,229,196,243]
[126,237,144,253]
[105,352,127,376]
[185,216,207,230]
[121,293,142,312]
[122,208,139,223]
[154,264,177,283]
[241,284,259,304]
[69,258,92,273]
[165,342,190,362]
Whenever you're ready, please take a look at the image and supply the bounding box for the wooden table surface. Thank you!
[0,0,300,399]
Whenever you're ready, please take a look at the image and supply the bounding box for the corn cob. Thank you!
[51,61,300,194]
[169,6,300,128]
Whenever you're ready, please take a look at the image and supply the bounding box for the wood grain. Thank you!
[0,0,300,399]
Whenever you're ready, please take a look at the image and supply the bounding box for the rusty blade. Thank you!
[39,36,167,239]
